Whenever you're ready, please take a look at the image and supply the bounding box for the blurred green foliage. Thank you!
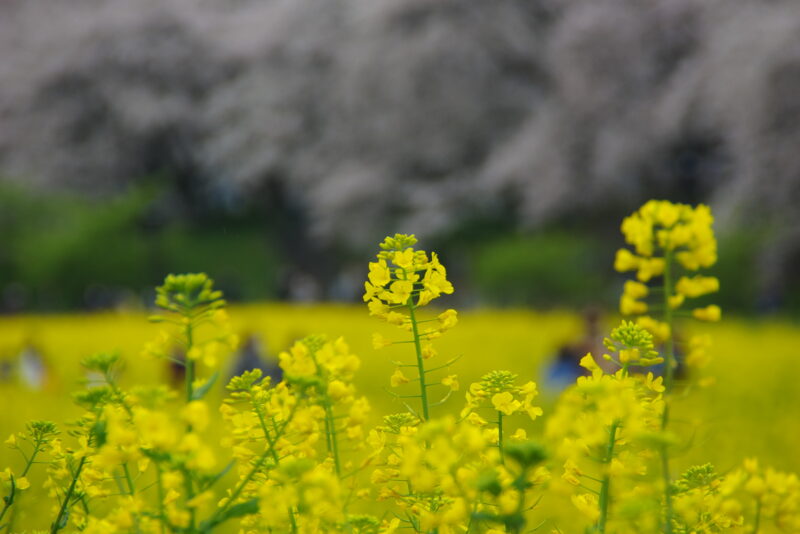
[158,225,278,301]
[471,233,612,308]
[0,182,279,309]
[468,229,775,314]
[709,230,760,312]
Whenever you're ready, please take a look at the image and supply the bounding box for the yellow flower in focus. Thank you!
[393,249,415,270]
[368,260,392,287]
[387,280,413,304]
[491,392,521,416]
[367,298,389,316]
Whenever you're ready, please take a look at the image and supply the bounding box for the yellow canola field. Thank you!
[1,303,799,476]
[0,304,800,531]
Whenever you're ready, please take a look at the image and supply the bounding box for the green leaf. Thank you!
[3,475,15,505]
[200,498,259,532]
[202,460,235,491]
[191,371,219,401]
[92,420,107,448]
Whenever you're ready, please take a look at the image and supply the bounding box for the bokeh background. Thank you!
[1,0,800,314]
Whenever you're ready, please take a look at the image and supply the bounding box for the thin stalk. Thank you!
[185,322,195,402]
[1,440,44,531]
[210,405,298,534]
[220,449,270,513]
[19,446,40,479]
[183,468,196,531]
[509,465,531,534]
[183,320,197,531]
[0,489,12,528]
[660,248,675,534]
[155,464,166,534]
[662,249,676,394]
[405,279,430,421]
[122,463,135,495]
[597,421,619,534]
[323,404,342,477]
[50,456,87,534]
[497,411,505,464]
[311,349,343,478]
[752,499,761,534]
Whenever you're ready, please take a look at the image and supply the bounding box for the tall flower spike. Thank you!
[149,273,237,401]
[614,201,721,534]
[365,234,457,421]
[614,202,721,385]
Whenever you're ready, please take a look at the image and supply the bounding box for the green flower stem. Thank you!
[19,447,40,480]
[509,466,530,534]
[183,467,196,532]
[406,297,430,421]
[497,411,505,464]
[310,350,343,478]
[659,428,673,533]
[0,489,13,529]
[752,499,761,534]
[182,321,198,531]
[50,455,87,534]
[185,322,195,402]
[323,403,342,477]
[597,421,619,534]
[155,463,166,534]
[122,463,135,495]
[1,438,44,531]
[661,249,675,534]
[662,249,676,394]
[209,404,299,534]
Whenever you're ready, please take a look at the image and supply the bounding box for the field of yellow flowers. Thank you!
[1,201,800,534]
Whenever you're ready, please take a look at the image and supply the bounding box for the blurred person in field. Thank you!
[167,346,186,390]
[0,358,13,383]
[17,340,54,391]
[542,307,607,393]
[229,333,282,384]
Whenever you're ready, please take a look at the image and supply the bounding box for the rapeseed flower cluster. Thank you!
[546,322,666,533]
[461,371,543,463]
[365,234,459,421]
